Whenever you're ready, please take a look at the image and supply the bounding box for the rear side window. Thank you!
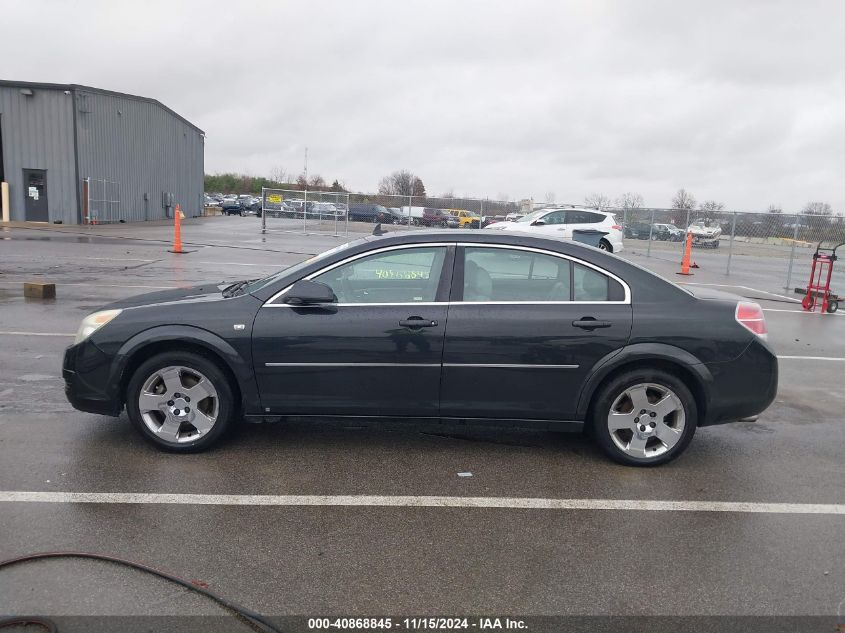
[463,247,571,301]
[566,211,604,224]
[573,263,624,301]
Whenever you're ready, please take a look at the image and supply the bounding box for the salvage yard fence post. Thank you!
[646,208,656,257]
[784,215,800,291]
[261,187,267,234]
[303,189,308,233]
[725,212,737,275]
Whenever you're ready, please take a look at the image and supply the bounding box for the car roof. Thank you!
[248,228,693,306]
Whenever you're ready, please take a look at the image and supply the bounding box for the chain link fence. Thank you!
[258,189,844,297]
[82,177,121,224]
[616,207,845,293]
[261,189,351,236]
[261,189,520,234]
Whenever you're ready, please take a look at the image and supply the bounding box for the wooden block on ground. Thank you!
[24,282,56,299]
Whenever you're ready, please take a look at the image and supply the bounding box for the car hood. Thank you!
[689,226,720,235]
[100,283,231,310]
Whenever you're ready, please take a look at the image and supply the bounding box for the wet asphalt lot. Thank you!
[0,217,843,629]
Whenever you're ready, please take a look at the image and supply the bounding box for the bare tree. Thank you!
[766,204,783,214]
[544,191,556,204]
[699,200,725,221]
[440,189,455,199]
[615,192,644,210]
[378,170,426,198]
[295,173,308,189]
[584,193,611,210]
[329,179,346,193]
[308,175,326,189]
[269,166,289,185]
[802,201,833,216]
[671,188,697,211]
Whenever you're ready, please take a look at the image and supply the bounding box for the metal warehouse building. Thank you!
[0,80,204,225]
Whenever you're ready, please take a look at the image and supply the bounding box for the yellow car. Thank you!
[449,209,480,228]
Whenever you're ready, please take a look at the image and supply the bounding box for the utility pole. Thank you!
[304,147,308,184]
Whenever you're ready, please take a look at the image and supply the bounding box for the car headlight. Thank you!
[75,309,122,344]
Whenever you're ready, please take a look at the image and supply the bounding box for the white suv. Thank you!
[484,207,624,253]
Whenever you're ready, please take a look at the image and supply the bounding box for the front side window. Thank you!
[312,247,446,304]
[540,210,567,225]
[463,247,571,301]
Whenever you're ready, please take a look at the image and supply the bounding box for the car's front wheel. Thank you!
[590,369,697,466]
[126,351,235,452]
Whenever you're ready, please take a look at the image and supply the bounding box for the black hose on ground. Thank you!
[0,551,284,633]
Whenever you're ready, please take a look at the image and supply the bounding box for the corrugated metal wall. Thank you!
[74,89,204,222]
[0,86,78,224]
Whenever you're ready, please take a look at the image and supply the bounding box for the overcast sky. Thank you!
[4,0,844,211]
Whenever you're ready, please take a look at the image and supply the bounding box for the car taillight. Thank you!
[736,301,767,338]
[612,225,623,231]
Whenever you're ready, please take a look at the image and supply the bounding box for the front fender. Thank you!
[109,324,260,413]
[575,343,714,421]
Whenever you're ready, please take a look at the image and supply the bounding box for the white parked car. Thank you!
[484,207,624,253]
[687,219,721,248]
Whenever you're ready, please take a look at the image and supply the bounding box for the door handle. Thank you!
[572,317,611,330]
[399,316,438,328]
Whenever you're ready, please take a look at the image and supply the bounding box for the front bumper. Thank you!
[63,340,122,416]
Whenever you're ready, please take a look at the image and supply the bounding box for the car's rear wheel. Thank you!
[126,351,235,452]
[591,369,697,466]
[598,239,613,252]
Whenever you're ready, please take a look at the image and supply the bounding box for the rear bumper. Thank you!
[63,340,122,417]
[700,337,778,426]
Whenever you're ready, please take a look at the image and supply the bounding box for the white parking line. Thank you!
[0,331,74,337]
[0,491,842,515]
[764,307,844,316]
[777,355,845,361]
[0,281,178,289]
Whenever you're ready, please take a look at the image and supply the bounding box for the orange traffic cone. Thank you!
[677,231,694,275]
[169,204,187,254]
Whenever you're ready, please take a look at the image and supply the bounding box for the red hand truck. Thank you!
[799,241,844,313]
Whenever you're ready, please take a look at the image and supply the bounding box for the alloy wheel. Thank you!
[606,382,685,459]
[138,365,219,443]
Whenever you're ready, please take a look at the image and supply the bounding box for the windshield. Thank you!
[245,239,364,293]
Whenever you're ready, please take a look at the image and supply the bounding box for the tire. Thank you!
[598,239,613,252]
[590,368,697,466]
[827,299,838,313]
[125,351,236,453]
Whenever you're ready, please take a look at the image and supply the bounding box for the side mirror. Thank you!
[283,280,336,306]
[532,220,546,226]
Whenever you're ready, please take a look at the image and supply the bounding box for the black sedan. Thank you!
[63,230,777,465]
